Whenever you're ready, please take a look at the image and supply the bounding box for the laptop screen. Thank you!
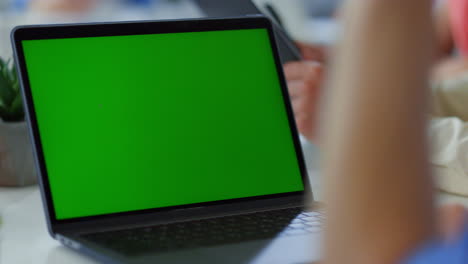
[21,28,304,220]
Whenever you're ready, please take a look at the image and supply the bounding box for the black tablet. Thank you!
[195,0,303,63]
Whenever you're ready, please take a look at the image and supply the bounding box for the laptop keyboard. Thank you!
[82,207,324,256]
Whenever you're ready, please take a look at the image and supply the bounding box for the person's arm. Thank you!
[322,1,435,264]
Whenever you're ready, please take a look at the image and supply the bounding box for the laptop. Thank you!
[194,0,303,63]
[12,17,323,264]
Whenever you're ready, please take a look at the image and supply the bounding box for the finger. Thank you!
[438,204,467,243]
[284,61,322,81]
[289,76,321,106]
[290,81,320,117]
[296,42,327,62]
[295,114,309,134]
[287,80,307,98]
[295,113,317,142]
[304,68,323,96]
[303,46,327,62]
[291,96,313,116]
[287,68,322,100]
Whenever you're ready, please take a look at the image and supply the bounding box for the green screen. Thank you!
[22,28,304,220]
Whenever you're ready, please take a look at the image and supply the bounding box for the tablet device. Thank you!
[195,0,303,63]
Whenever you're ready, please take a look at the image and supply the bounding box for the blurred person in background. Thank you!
[286,0,468,196]
[430,0,468,197]
[322,0,468,263]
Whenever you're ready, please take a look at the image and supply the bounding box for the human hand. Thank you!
[284,61,323,142]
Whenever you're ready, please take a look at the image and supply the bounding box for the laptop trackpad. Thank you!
[134,234,321,264]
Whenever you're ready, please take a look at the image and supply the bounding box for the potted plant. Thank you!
[0,57,36,186]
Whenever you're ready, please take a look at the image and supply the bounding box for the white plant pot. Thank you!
[0,121,37,186]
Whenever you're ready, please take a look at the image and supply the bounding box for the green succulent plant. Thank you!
[0,57,24,122]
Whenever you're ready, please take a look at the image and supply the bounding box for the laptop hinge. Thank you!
[55,196,309,236]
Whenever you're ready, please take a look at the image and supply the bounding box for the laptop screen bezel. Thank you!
[12,17,312,229]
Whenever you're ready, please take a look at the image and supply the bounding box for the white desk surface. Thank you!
[0,188,98,264]
[2,179,468,264]
[0,141,318,264]
[1,140,467,264]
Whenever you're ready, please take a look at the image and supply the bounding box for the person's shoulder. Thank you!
[403,224,468,264]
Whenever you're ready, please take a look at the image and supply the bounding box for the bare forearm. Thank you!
[323,1,435,263]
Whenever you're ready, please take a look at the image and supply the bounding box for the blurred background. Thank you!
[0,0,340,59]
[0,0,341,196]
